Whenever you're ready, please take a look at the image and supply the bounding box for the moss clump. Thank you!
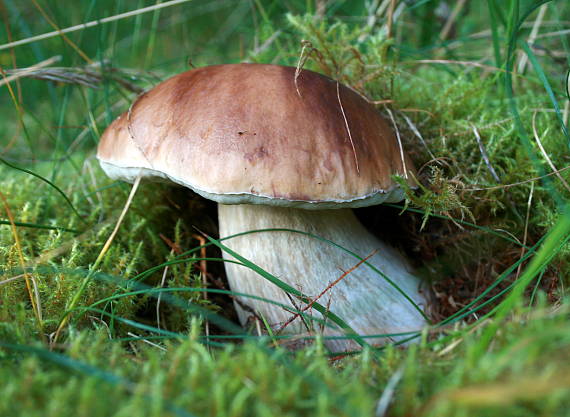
[0,161,217,340]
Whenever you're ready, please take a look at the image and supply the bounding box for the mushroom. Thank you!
[97,63,429,351]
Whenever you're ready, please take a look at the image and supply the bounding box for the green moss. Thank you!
[2,303,570,417]
[0,161,214,339]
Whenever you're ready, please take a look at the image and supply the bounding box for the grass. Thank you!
[1,0,570,415]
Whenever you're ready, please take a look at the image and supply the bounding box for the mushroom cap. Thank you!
[97,63,415,209]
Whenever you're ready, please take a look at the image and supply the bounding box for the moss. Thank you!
[0,161,215,339]
[2,303,570,417]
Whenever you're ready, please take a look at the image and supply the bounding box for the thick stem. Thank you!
[218,204,428,351]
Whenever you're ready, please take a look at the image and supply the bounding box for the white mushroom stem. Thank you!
[218,204,429,352]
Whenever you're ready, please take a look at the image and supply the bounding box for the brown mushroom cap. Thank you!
[97,63,415,209]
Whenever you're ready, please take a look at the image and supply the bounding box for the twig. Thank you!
[159,234,183,254]
[276,250,377,334]
[283,291,312,334]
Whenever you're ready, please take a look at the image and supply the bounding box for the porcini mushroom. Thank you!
[97,63,429,351]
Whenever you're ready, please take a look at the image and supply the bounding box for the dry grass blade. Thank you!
[517,4,547,74]
[52,176,142,345]
[0,55,61,87]
[386,107,408,179]
[294,40,313,97]
[0,0,194,52]
[94,176,142,268]
[0,274,26,286]
[439,0,467,41]
[7,66,102,88]
[515,183,534,280]
[337,81,360,175]
[472,124,500,182]
[0,190,43,330]
[250,30,281,56]
[127,332,167,351]
[536,27,570,39]
[406,60,505,73]
[30,0,92,63]
[531,111,570,193]
[375,365,405,417]
[156,262,170,330]
[464,165,570,192]
[4,64,144,93]
[358,0,390,42]
[401,113,437,160]
[385,0,397,42]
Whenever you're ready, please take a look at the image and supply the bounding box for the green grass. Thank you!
[1,0,570,415]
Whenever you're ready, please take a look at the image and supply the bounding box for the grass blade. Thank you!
[487,0,502,67]
[0,157,86,224]
[521,40,570,141]
[0,219,79,233]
